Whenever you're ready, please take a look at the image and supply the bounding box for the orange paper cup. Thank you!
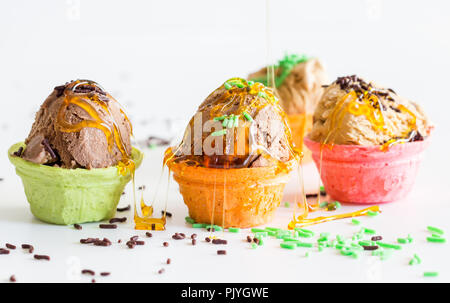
[304,137,431,203]
[287,113,313,163]
[168,159,295,228]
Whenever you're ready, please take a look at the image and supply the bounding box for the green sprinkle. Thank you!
[363,227,376,235]
[376,241,402,250]
[251,243,257,249]
[407,234,414,243]
[243,111,253,122]
[247,80,254,86]
[280,242,296,250]
[283,237,298,242]
[265,227,280,232]
[211,129,227,137]
[213,116,226,121]
[427,237,446,243]
[228,227,240,233]
[409,254,421,266]
[431,233,442,238]
[358,240,374,246]
[258,238,264,246]
[298,231,313,238]
[318,246,324,252]
[255,232,268,238]
[227,115,235,128]
[257,91,268,99]
[367,210,379,217]
[236,82,245,88]
[192,223,205,228]
[224,82,232,90]
[305,252,310,258]
[251,228,266,233]
[233,115,239,127]
[397,238,409,244]
[427,226,444,235]
[298,228,315,236]
[334,201,341,209]
[352,219,361,225]
[296,242,314,248]
[319,201,328,208]
[185,217,195,224]
[222,118,229,127]
[414,254,422,264]
[423,272,439,277]
[320,186,325,192]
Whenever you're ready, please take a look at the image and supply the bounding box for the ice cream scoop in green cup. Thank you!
[8,142,143,225]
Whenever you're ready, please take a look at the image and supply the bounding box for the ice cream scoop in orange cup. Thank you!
[248,54,328,164]
[165,78,299,228]
[306,75,433,203]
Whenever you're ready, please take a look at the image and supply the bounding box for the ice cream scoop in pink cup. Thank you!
[304,137,431,203]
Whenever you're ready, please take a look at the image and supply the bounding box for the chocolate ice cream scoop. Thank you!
[22,80,133,169]
[167,78,299,169]
[309,75,432,148]
[248,54,328,115]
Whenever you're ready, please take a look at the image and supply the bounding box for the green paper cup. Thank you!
[8,142,143,225]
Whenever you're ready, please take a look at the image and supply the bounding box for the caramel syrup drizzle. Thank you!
[289,83,418,229]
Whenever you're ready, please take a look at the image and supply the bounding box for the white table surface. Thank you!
[1,141,449,283]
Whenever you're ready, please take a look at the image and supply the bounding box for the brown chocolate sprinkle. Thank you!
[130,236,139,241]
[126,241,136,249]
[362,245,379,251]
[99,224,117,229]
[147,136,170,147]
[21,244,34,253]
[92,279,96,283]
[217,250,227,255]
[205,237,211,243]
[163,242,169,247]
[371,236,383,241]
[74,224,82,230]
[158,268,165,274]
[192,239,197,245]
[137,185,146,191]
[6,243,16,250]
[161,210,172,218]
[166,258,171,265]
[191,234,197,239]
[146,232,153,238]
[54,85,66,97]
[81,269,95,276]
[247,236,252,243]
[135,241,145,246]
[212,239,227,245]
[0,248,10,255]
[109,217,127,224]
[13,147,23,157]
[117,205,131,212]
[172,233,185,240]
[207,227,216,232]
[10,275,16,282]
[118,239,122,243]
[34,254,50,261]
[41,138,57,159]
[100,272,110,276]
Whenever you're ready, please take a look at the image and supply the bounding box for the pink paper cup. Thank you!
[304,137,431,203]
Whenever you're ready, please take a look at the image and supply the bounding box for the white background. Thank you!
[0,0,449,283]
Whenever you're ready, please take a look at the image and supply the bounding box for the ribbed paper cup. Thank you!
[304,137,431,203]
[168,159,295,228]
[8,142,143,225]
[287,113,313,163]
